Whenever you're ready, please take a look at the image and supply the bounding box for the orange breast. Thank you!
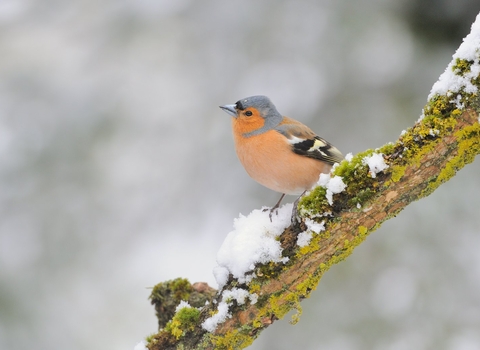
[233,129,331,195]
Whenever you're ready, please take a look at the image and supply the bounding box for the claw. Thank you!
[269,208,276,222]
[264,191,306,223]
[267,194,286,222]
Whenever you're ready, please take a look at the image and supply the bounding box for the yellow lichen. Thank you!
[453,58,474,76]
[298,236,320,255]
[165,319,183,339]
[248,282,261,295]
[390,165,407,183]
[424,122,480,194]
[212,330,253,350]
[296,273,321,297]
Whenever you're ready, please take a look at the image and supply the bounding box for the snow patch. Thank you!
[362,153,388,178]
[297,218,325,247]
[175,300,192,312]
[201,288,258,332]
[318,173,347,205]
[214,204,292,288]
[429,13,480,99]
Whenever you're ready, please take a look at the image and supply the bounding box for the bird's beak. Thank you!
[219,104,237,117]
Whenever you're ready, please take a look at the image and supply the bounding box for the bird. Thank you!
[220,95,343,222]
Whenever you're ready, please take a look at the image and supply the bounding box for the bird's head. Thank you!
[220,96,283,137]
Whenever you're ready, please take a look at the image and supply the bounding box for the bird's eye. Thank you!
[245,111,253,116]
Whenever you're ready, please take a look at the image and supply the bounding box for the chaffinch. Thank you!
[220,95,344,221]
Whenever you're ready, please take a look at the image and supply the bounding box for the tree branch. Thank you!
[143,14,480,350]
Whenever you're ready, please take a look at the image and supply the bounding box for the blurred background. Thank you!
[1,0,480,349]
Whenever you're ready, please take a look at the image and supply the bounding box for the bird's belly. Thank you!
[234,132,331,195]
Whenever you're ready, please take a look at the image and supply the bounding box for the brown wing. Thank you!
[275,117,344,165]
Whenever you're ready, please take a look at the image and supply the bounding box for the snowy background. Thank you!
[1,1,480,349]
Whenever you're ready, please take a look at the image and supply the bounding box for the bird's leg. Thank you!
[263,193,286,221]
[291,190,307,224]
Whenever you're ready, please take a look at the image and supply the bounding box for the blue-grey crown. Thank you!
[235,95,273,111]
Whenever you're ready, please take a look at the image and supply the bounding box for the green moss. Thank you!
[299,149,382,216]
[334,150,379,192]
[150,278,193,304]
[298,186,328,216]
[347,188,375,207]
[164,306,201,340]
[334,149,373,180]
[380,142,396,155]
[148,330,177,349]
[149,278,196,329]
[145,333,157,343]
[175,307,201,328]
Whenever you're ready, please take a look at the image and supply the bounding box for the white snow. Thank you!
[201,288,258,332]
[134,341,148,350]
[214,204,292,288]
[429,13,480,100]
[345,152,354,162]
[328,175,348,193]
[201,298,230,333]
[297,218,325,247]
[175,300,192,312]
[362,153,388,178]
[212,266,230,289]
[305,218,325,234]
[318,173,347,205]
[296,231,313,248]
[450,94,465,109]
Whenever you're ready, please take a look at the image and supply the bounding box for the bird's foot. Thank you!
[263,204,280,222]
[263,193,286,222]
[291,190,307,225]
